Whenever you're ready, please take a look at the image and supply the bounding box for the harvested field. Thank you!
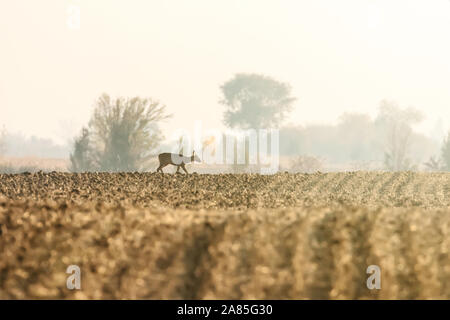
[0,157,69,173]
[1,171,450,299]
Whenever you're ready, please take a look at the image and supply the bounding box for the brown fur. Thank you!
[157,151,200,174]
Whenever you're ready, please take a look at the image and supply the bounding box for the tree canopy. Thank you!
[220,73,296,129]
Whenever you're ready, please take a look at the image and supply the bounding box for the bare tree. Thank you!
[375,100,423,171]
[442,131,450,171]
[0,126,7,156]
[70,94,171,172]
[70,127,94,172]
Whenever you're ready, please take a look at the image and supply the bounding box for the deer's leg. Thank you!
[176,165,181,174]
[181,163,188,174]
[157,163,166,173]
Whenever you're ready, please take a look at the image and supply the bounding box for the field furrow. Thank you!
[1,172,450,299]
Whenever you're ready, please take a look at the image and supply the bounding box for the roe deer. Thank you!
[157,151,201,174]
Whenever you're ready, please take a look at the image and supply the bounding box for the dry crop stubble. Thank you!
[0,172,450,299]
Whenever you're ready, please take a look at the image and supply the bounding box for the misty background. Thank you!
[1,0,450,172]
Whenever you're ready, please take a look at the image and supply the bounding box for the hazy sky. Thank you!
[1,0,450,145]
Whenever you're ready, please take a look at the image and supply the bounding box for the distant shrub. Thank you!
[289,155,323,173]
[422,132,450,172]
[0,164,40,174]
[424,156,443,172]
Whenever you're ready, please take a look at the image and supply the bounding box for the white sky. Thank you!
[1,0,450,145]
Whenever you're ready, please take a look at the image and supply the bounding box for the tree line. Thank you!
[69,73,450,172]
[2,73,449,172]
[280,100,450,171]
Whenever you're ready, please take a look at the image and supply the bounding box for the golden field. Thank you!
[0,171,450,299]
